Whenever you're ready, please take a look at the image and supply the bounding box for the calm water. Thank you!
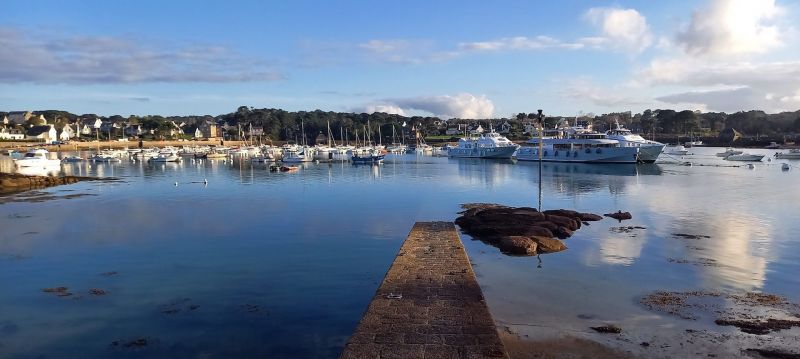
[1,148,798,358]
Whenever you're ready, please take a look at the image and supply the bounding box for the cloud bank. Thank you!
[360,93,494,119]
[0,27,283,84]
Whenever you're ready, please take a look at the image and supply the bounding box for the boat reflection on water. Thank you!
[14,164,63,177]
[453,158,516,187]
[515,161,662,196]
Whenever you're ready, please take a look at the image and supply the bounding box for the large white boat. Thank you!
[775,149,800,159]
[517,128,639,163]
[447,130,518,159]
[14,149,62,167]
[605,121,665,163]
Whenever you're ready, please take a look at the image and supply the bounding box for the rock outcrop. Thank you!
[455,204,603,256]
[1,172,95,194]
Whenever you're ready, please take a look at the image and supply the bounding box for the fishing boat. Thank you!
[89,151,121,162]
[13,149,62,167]
[447,128,518,159]
[351,149,385,163]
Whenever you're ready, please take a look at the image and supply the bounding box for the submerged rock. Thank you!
[497,236,538,255]
[604,211,632,221]
[590,325,622,334]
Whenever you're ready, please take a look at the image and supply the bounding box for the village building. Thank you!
[25,125,57,142]
[58,124,76,141]
[0,127,25,140]
[199,121,219,139]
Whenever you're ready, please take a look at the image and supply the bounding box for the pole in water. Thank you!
[537,109,544,212]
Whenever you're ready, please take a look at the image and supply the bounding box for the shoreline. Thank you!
[0,140,247,152]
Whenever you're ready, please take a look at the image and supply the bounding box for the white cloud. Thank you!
[361,104,407,116]
[366,93,494,119]
[677,0,784,56]
[458,36,584,52]
[584,7,653,53]
[0,27,283,84]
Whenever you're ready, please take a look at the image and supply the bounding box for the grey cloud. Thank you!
[656,87,798,113]
[129,97,150,102]
[0,27,284,84]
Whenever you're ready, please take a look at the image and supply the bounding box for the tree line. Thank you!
[2,107,799,142]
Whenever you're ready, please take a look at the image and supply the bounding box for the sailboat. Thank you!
[283,120,314,163]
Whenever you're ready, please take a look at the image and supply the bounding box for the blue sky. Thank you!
[1,0,798,118]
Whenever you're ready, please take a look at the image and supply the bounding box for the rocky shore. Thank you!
[0,172,97,195]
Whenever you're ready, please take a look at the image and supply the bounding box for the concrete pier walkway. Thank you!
[340,221,508,359]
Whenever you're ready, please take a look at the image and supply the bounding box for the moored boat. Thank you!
[724,153,764,162]
[447,130,518,159]
[517,128,639,163]
[13,149,62,167]
[775,149,800,159]
[605,120,665,163]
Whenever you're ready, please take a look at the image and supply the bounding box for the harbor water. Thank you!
[1,147,798,358]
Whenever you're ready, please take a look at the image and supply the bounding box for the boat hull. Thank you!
[635,145,665,163]
[516,147,640,163]
[447,146,517,159]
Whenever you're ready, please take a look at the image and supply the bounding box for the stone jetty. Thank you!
[340,221,508,359]
[0,172,94,194]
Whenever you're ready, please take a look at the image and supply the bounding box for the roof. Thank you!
[27,125,53,136]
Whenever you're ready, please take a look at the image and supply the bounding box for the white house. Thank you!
[92,118,103,129]
[59,124,76,141]
[0,127,25,140]
[2,115,8,125]
[470,124,484,135]
[26,125,57,142]
[194,128,203,138]
[80,124,93,135]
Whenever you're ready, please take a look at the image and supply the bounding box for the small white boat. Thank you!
[716,148,743,157]
[149,153,182,162]
[664,144,689,156]
[724,153,764,162]
[13,149,62,167]
[775,149,800,159]
[765,142,781,149]
[89,151,121,162]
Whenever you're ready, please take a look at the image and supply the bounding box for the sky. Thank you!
[1,0,799,118]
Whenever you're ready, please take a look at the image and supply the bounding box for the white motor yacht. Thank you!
[605,121,665,163]
[724,153,764,162]
[716,148,743,157]
[517,127,639,163]
[13,149,62,167]
[447,130,518,159]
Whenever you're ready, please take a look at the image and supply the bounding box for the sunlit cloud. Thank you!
[584,7,653,53]
[677,0,784,56]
